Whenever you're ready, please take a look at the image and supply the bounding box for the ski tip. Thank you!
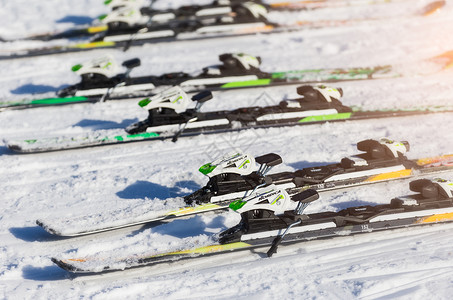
[51,258,77,272]
[6,143,22,153]
[51,257,90,273]
[36,219,64,236]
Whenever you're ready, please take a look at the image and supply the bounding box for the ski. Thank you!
[0,1,443,60]
[36,138,453,237]
[51,178,453,273]
[2,50,452,112]
[6,85,453,153]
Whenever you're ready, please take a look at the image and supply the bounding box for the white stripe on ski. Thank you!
[103,30,175,42]
[256,109,339,121]
[240,222,337,241]
[325,165,407,182]
[150,13,176,22]
[74,83,156,97]
[195,22,268,34]
[196,7,232,17]
[370,207,453,222]
[180,75,259,86]
[146,119,230,133]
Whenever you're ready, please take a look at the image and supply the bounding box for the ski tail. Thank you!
[432,50,453,70]
[422,0,445,16]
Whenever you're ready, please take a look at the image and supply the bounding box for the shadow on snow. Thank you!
[11,84,68,95]
[0,146,15,156]
[116,180,201,200]
[287,160,335,171]
[22,265,70,281]
[9,226,63,242]
[73,118,138,130]
[150,214,229,238]
[56,15,95,25]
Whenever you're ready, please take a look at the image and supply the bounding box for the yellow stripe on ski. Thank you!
[364,169,413,182]
[416,154,453,166]
[63,242,251,265]
[416,212,453,224]
[151,242,251,257]
[70,41,115,49]
[166,203,222,217]
[87,25,108,34]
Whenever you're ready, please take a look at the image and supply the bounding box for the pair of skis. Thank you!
[2,49,452,112]
[51,175,453,273]
[6,84,453,153]
[36,137,453,238]
[0,1,445,60]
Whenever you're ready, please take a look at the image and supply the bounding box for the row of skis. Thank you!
[3,50,453,153]
[3,0,453,274]
[0,0,446,59]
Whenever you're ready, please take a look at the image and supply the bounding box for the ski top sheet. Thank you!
[0,1,444,60]
[5,84,453,153]
[51,178,453,273]
[1,48,452,112]
[36,149,453,237]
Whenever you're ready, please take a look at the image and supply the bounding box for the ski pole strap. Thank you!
[267,219,302,257]
[100,87,112,102]
[172,117,196,142]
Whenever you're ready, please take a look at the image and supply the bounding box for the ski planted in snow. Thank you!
[6,85,453,153]
[52,177,453,273]
[36,138,453,237]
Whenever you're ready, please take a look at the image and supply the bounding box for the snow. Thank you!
[1,0,453,298]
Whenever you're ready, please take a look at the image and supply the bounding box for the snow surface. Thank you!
[1,0,453,298]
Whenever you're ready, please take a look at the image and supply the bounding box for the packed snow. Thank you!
[1,0,453,298]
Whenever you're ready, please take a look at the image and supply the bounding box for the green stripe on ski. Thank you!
[30,96,89,105]
[0,96,89,108]
[19,132,160,147]
[298,112,352,123]
[220,79,271,88]
[271,66,394,81]
[109,132,160,142]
